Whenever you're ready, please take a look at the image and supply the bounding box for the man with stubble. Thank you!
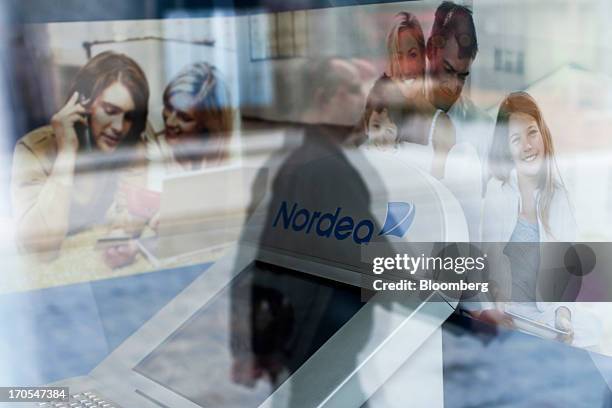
[425,1,493,180]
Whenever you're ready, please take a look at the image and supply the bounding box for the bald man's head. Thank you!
[302,58,366,126]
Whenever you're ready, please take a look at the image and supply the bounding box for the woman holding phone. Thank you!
[11,51,150,266]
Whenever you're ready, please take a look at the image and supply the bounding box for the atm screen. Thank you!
[134,261,373,407]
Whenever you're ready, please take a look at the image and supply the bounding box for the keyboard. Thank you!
[37,391,122,408]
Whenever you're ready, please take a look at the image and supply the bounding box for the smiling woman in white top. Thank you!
[484,91,575,243]
[480,91,601,346]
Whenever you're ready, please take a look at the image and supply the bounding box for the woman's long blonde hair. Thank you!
[489,91,564,235]
[385,12,425,80]
[163,62,233,163]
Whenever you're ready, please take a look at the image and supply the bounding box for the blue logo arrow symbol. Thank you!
[378,202,415,238]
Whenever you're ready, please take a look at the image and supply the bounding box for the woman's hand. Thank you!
[149,210,161,232]
[555,306,574,344]
[51,91,89,153]
[471,308,515,329]
[102,240,139,269]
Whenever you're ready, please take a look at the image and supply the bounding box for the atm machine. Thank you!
[36,149,469,408]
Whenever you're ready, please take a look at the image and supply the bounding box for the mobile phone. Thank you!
[95,235,132,250]
[75,94,93,151]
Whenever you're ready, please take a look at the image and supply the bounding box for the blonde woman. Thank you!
[384,11,426,94]
[147,62,233,176]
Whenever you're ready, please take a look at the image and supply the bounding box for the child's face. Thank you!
[367,109,397,147]
[397,30,424,80]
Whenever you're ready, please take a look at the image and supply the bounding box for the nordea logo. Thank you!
[272,201,415,244]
